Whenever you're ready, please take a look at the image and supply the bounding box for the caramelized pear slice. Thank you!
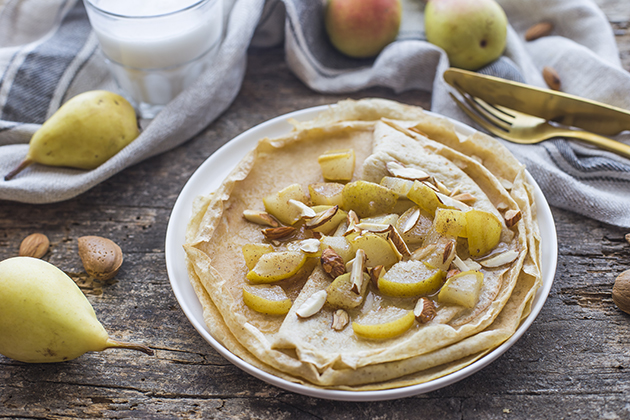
[433,208,468,238]
[352,309,415,340]
[342,180,398,218]
[326,272,370,309]
[263,183,310,225]
[318,149,355,182]
[242,284,292,315]
[242,243,274,270]
[349,232,400,268]
[437,270,484,308]
[465,209,502,257]
[246,251,307,283]
[308,182,345,206]
[378,260,445,298]
[406,181,443,215]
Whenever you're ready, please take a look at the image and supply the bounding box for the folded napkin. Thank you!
[1,0,629,229]
[0,0,267,203]
[282,0,630,228]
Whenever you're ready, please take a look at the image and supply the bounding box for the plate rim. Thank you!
[164,104,558,401]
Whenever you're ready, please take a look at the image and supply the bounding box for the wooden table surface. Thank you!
[2,2,630,419]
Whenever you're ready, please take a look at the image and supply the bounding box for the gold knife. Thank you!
[443,68,630,136]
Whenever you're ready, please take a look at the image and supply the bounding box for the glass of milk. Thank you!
[83,0,223,119]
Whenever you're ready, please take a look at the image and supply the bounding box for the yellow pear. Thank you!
[5,90,140,180]
[0,257,152,363]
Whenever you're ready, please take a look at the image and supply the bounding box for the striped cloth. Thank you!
[1,0,629,229]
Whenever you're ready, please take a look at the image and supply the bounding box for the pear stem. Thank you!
[5,158,33,181]
[105,338,154,356]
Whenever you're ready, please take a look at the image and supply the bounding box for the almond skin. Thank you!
[19,233,50,259]
[78,236,123,281]
[525,22,553,41]
[612,270,630,315]
[543,66,561,91]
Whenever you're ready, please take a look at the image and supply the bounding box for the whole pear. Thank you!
[5,90,140,180]
[424,0,507,70]
[0,257,152,363]
[325,0,402,58]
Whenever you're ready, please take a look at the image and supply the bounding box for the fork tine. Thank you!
[448,92,508,138]
[452,85,511,131]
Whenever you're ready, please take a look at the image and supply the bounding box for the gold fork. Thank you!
[449,87,630,159]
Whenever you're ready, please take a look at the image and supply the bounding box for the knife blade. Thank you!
[443,68,630,136]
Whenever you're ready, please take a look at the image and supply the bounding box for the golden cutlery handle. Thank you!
[557,129,630,159]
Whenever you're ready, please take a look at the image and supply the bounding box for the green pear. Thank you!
[424,0,507,70]
[325,0,402,58]
[0,257,153,363]
[5,90,140,180]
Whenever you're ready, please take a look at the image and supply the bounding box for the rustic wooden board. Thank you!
[1,2,630,419]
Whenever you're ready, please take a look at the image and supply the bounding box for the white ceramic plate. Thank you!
[165,105,557,401]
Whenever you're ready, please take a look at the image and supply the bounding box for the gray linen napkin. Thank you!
[1,0,629,229]
[282,0,630,228]
[0,0,267,203]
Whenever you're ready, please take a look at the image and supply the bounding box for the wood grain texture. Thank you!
[1,2,630,419]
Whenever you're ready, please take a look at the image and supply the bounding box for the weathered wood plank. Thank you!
[1,2,630,418]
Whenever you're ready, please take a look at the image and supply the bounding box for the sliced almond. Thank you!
[452,255,482,272]
[436,191,470,211]
[386,161,430,181]
[369,265,384,289]
[401,207,420,234]
[422,180,440,192]
[479,250,520,267]
[354,222,391,233]
[299,238,321,254]
[414,297,436,323]
[500,179,513,191]
[504,209,522,228]
[343,210,361,236]
[306,206,339,229]
[387,225,411,257]
[331,309,350,331]
[442,240,455,265]
[450,192,476,204]
[243,210,279,227]
[296,290,328,319]
[288,199,317,219]
[262,226,296,240]
[434,179,451,195]
[350,249,367,294]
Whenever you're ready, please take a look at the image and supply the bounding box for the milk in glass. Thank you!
[84,0,223,118]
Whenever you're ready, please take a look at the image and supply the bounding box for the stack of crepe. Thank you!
[184,98,542,391]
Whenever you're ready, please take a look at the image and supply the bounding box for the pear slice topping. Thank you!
[242,284,293,316]
[246,251,307,283]
[352,309,415,340]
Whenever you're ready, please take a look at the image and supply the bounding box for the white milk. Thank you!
[85,0,223,117]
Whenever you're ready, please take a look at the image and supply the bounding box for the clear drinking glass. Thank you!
[83,0,223,119]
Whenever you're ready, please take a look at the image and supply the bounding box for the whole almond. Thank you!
[78,236,123,281]
[525,22,553,41]
[542,66,561,91]
[19,233,50,259]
